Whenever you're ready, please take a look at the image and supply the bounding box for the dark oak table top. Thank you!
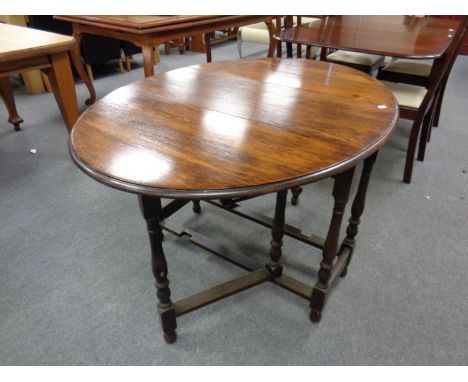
[69,58,399,199]
[276,16,461,59]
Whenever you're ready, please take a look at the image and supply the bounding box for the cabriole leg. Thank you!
[139,195,177,344]
[310,167,355,323]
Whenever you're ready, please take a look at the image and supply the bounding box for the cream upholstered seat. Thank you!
[237,17,321,58]
[380,58,433,76]
[327,50,384,66]
[325,49,385,74]
[380,81,427,109]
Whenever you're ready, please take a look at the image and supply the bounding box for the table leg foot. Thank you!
[290,187,303,206]
[309,309,322,324]
[192,200,201,214]
[160,306,177,344]
[164,331,177,344]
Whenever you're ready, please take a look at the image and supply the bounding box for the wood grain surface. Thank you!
[70,58,399,198]
[0,23,74,63]
[277,16,461,59]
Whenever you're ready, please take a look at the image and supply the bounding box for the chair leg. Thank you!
[417,111,433,162]
[164,42,171,55]
[297,44,302,58]
[433,79,447,127]
[403,119,423,184]
[0,76,24,131]
[125,56,132,71]
[204,33,212,63]
[286,42,293,58]
[305,45,312,59]
[236,28,243,58]
[118,58,124,73]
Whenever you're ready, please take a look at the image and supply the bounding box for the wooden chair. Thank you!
[376,17,462,128]
[379,17,467,183]
[318,16,385,74]
[324,49,385,74]
[237,16,321,59]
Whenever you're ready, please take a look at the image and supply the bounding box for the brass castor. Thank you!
[164,331,177,344]
[192,201,201,213]
[14,123,21,131]
[309,310,322,323]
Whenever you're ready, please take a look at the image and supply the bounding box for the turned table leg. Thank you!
[340,152,378,277]
[310,167,355,323]
[69,32,96,105]
[0,76,23,131]
[139,195,177,344]
[266,190,287,277]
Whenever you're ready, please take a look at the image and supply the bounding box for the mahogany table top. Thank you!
[0,23,74,63]
[69,58,399,199]
[276,16,461,59]
[55,15,265,35]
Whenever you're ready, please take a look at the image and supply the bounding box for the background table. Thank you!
[276,16,461,60]
[0,23,78,131]
[69,58,398,343]
[55,15,277,105]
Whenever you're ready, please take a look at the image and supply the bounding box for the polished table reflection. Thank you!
[276,15,461,60]
[69,58,398,343]
[55,15,276,106]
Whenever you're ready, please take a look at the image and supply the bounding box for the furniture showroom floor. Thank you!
[1,41,467,365]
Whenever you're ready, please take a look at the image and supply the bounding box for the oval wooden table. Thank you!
[70,58,399,344]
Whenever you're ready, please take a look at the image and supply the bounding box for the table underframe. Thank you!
[139,152,377,344]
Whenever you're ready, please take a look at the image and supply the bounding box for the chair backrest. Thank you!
[417,16,468,122]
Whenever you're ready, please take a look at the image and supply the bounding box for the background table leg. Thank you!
[0,76,23,131]
[142,45,156,77]
[310,167,355,323]
[204,33,212,63]
[70,33,96,105]
[139,195,177,344]
[45,52,78,132]
[265,20,276,58]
